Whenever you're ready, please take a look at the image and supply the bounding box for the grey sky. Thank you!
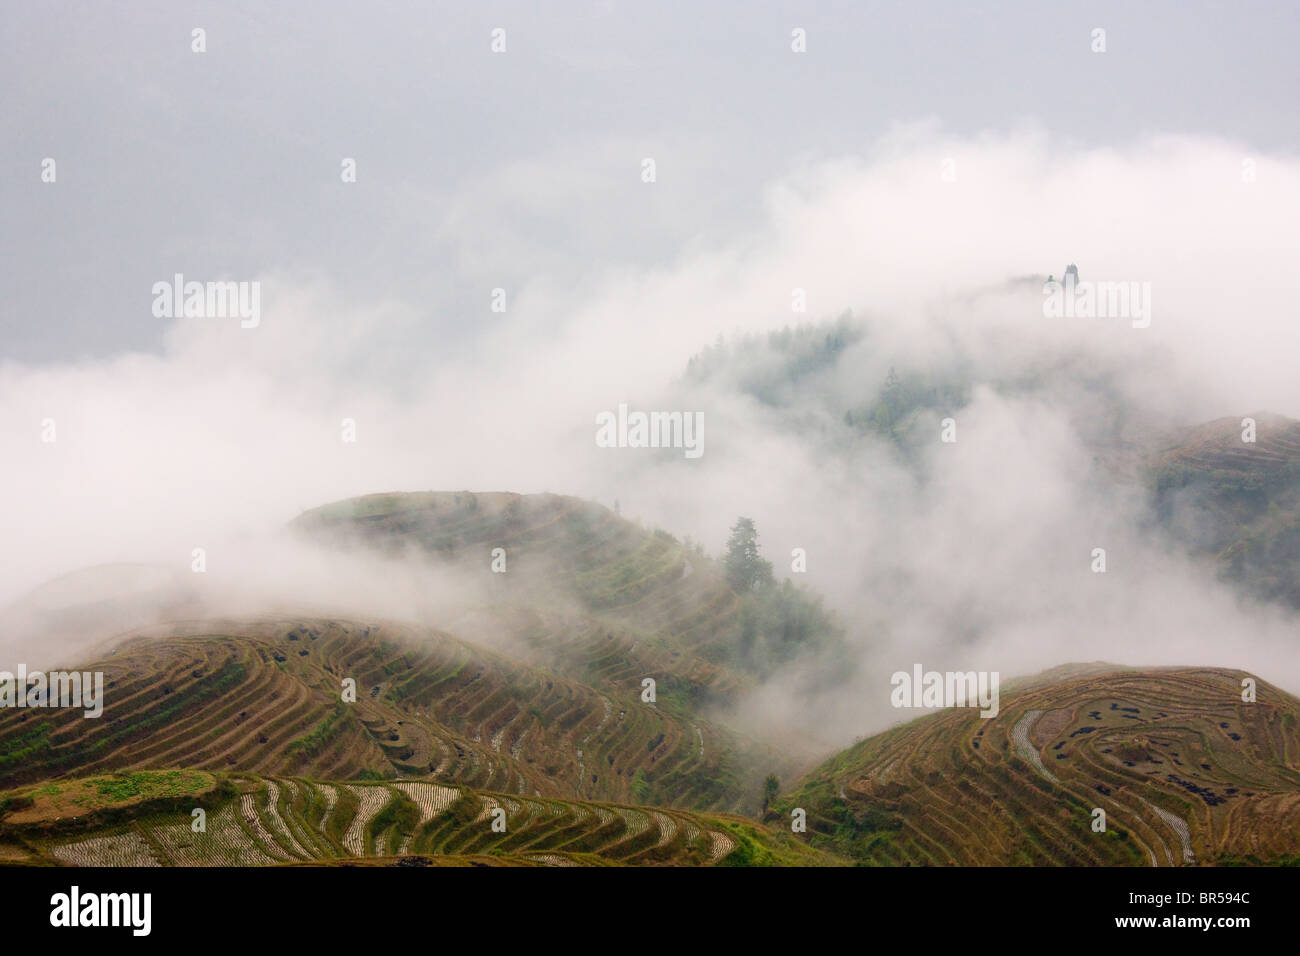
[2,0,1297,362]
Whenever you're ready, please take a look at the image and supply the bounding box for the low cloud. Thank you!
[4,128,1300,752]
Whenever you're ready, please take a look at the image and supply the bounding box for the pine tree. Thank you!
[724,517,774,593]
[762,774,780,812]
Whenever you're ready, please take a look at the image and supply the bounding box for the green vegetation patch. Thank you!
[0,770,217,828]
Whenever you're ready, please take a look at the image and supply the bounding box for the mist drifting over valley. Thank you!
[3,125,1299,756]
[9,6,1300,897]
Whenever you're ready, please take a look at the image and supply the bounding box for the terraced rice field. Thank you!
[785,666,1300,866]
[0,612,768,812]
[295,491,762,701]
[0,491,805,816]
[1011,711,1059,785]
[3,775,832,867]
[1155,414,1300,479]
[343,785,393,856]
[49,831,160,867]
[394,781,459,852]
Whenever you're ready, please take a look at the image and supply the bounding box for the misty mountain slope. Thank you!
[0,564,202,670]
[291,490,848,690]
[0,617,784,813]
[677,316,1300,635]
[775,666,1300,866]
[684,318,865,408]
[1151,413,1300,607]
[0,770,841,867]
[684,314,1204,471]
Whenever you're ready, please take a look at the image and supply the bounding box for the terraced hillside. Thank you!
[1151,413,1300,607]
[779,666,1300,866]
[0,771,840,867]
[291,491,843,689]
[0,617,780,812]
